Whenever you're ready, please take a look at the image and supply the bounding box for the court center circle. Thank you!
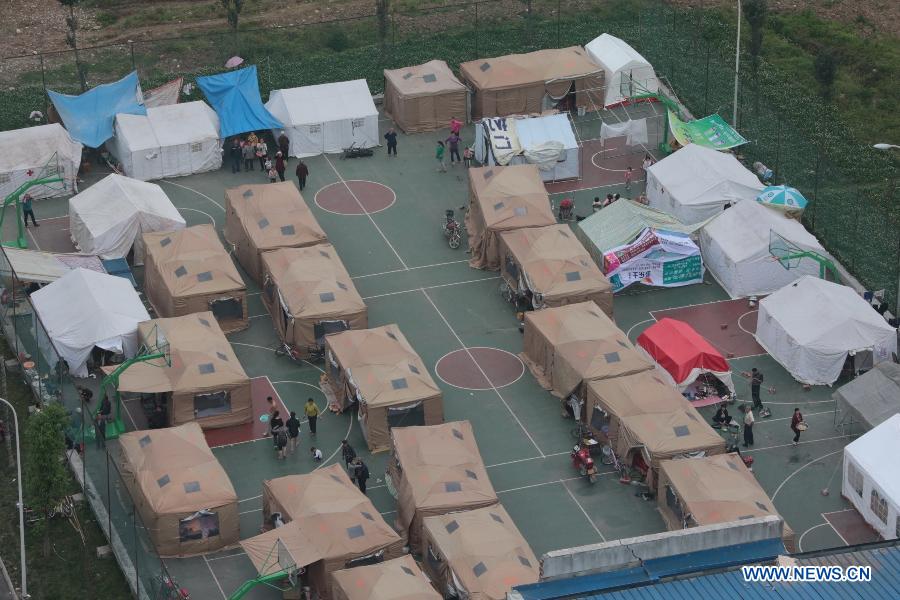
[314,180,396,215]
[434,347,525,391]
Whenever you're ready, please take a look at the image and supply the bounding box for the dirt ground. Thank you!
[1,0,896,60]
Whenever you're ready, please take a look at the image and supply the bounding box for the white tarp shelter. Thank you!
[31,268,150,377]
[700,200,828,298]
[755,276,898,385]
[833,362,900,434]
[2,248,105,283]
[585,34,659,107]
[0,123,82,200]
[69,174,185,265]
[111,101,222,181]
[646,144,763,224]
[842,414,900,540]
[265,79,379,158]
[474,114,580,181]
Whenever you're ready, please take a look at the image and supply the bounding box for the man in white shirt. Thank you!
[742,405,755,448]
[310,447,323,462]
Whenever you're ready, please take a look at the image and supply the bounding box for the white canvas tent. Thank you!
[842,414,900,540]
[755,277,898,385]
[110,101,222,181]
[265,79,379,158]
[646,144,763,224]
[700,200,828,298]
[69,174,185,265]
[31,268,150,377]
[0,123,82,200]
[585,34,658,107]
[474,113,580,182]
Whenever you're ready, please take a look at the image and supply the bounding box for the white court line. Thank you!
[486,451,570,469]
[229,341,325,373]
[203,554,228,600]
[770,448,845,501]
[821,513,851,546]
[798,522,831,553]
[178,207,216,226]
[421,289,545,458]
[25,226,42,251]
[159,179,225,211]
[561,478,606,541]
[204,550,248,562]
[751,410,832,426]
[323,154,408,270]
[363,277,499,300]
[352,259,470,280]
[745,435,854,457]
[239,494,262,503]
[625,318,655,342]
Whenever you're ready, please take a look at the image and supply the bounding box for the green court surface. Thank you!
[3,104,864,599]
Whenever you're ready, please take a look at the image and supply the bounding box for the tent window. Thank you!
[386,331,397,340]
[190,142,202,153]
[258,218,270,229]
[318,250,330,258]
[870,489,888,524]
[330,474,343,483]
[408,363,420,375]
[360,511,374,521]
[242,189,254,198]
[489,512,503,524]
[479,62,491,72]
[402,72,413,80]
[337,282,348,291]
[346,525,365,539]
[209,297,243,321]
[514,206,528,217]
[160,237,172,247]
[319,292,335,303]
[198,317,211,328]
[673,425,690,437]
[604,352,621,364]
[157,475,171,488]
[280,225,295,236]
[174,266,188,278]
[519,555,532,568]
[196,271,213,283]
[493,201,505,211]
[387,402,425,429]
[194,390,231,418]
[423,74,437,83]
[198,363,215,374]
[445,520,459,534]
[452,428,464,440]
[183,481,201,493]
[465,469,478,480]
[565,271,581,282]
[483,169,494,179]
[727,461,740,472]
[216,351,228,361]
[309,124,321,134]
[401,565,415,576]
[139,435,152,448]
[345,549,384,569]
[391,378,408,390]
[472,562,487,578]
[0,173,10,184]
[444,481,462,493]
[179,511,219,542]
[848,462,864,497]
[754,501,769,512]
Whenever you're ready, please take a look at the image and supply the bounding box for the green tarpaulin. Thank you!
[668,111,747,150]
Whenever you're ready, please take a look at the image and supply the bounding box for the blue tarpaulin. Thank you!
[48,71,146,148]
[196,66,282,138]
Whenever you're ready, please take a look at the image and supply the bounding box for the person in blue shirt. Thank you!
[22,194,38,227]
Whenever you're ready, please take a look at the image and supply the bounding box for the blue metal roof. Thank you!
[585,543,900,599]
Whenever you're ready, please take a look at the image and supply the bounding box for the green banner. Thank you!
[668,111,748,150]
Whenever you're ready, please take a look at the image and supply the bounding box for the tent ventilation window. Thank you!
[194,390,231,418]
[196,271,213,283]
[242,189,254,198]
[672,425,690,437]
[280,225,295,236]
[360,511,375,521]
[483,169,494,179]
[514,207,528,217]
[754,502,769,512]
[518,555,532,568]
[174,266,188,278]
[479,62,491,72]
[685,412,698,422]
[465,469,478,480]
[727,461,740,472]
[408,363,420,375]
[444,482,462,493]
[402,72,413,79]
[401,566,415,576]
[423,74,437,83]
[565,271,581,282]
[346,525,365,539]
[337,282,348,291]
[198,317,211,327]
[198,363,215,375]
[183,481,201,494]
[160,237,172,247]
[493,201,505,211]
[452,428,464,440]
[738,515,754,520]
[258,218,270,229]
[871,489,888,523]
[391,378,408,390]
[190,143,202,153]
[445,520,460,534]
[157,475,171,488]
[139,435,152,448]
[319,292,335,303]
[603,352,620,364]
[848,462,864,497]
[0,174,10,184]
[318,250,330,258]
[386,331,397,340]
[489,512,503,524]
[472,562,487,578]
[216,351,228,361]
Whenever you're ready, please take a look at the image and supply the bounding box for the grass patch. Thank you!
[0,340,132,600]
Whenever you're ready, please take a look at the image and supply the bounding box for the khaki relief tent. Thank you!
[331,555,442,600]
[143,224,248,333]
[323,325,443,451]
[422,504,539,600]
[243,464,405,600]
[117,313,251,429]
[499,224,613,316]
[459,47,605,120]
[521,301,653,406]
[224,181,327,284]
[261,244,367,357]
[118,422,239,557]
[387,421,498,554]
[384,60,468,133]
[658,454,795,551]
[465,165,556,270]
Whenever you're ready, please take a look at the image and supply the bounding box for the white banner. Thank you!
[603,228,704,291]
[479,117,521,165]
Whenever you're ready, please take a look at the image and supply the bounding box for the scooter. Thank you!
[724,422,755,470]
[442,209,462,249]
[571,442,599,484]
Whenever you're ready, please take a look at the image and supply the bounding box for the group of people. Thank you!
[434,116,473,172]
[228,130,310,190]
[265,397,370,494]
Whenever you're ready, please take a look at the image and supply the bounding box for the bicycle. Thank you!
[152,573,190,600]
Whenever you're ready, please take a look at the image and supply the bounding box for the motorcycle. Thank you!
[442,209,462,249]
[341,143,374,159]
[557,197,574,221]
[571,442,599,484]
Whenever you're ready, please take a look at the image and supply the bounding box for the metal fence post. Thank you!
[557,0,561,47]
[129,41,136,71]
[774,116,782,183]
[811,147,820,230]
[703,42,710,115]
[39,52,49,117]
[106,450,112,539]
[474,1,479,58]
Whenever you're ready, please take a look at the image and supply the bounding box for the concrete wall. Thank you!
[539,515,783,580]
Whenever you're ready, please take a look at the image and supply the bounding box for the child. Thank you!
[273,425,288,459]
[266,159,277,183]
[463,146,474,168]
[310,446,323,462]
[592,196,603,212]
[624,166,633,191]
[435,141,446,172]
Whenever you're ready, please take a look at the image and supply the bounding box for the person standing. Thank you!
[277,130,290,158]
[266,159,277,183]
[449,116,462,136]
[275,152,286,182]
[94,412,107,449]
[384,128,398,156]
[642,154,653,175]
[353,458,370,495]
[790,408,804,445]
[286,411,301,454]
[435,141,446,172]
[304,398,319,436]
[266,396,277,436]
[229,139,242,174]
[255,139,268,170]
[463,146,473,168]
[742,405,755,448]
[624,166,634,191]
[270,410,285,459]
[21,194,38,227]
[341,439,357,471]
[750,368,764,411]
[242,140,255,171]
[446,132,461,166]
[295,160,309,190]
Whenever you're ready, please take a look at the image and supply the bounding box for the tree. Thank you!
[221,0,245,32]
[813,49,839,102]
[376,0,390,49]
[742,0,768,73]
[58,0,87,91]
[23,403,70,557]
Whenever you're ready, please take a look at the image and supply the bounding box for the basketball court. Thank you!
[0,102,867,599]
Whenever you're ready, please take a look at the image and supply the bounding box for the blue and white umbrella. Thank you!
[756,185,808,211]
